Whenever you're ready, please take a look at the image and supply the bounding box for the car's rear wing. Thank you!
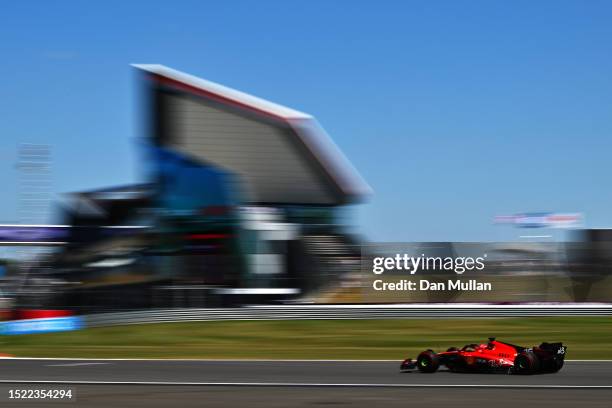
[539,342,567,357]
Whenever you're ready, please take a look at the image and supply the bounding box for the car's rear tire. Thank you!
[514,352,540,374]
[550,358,564,373]
[417,351,440,373]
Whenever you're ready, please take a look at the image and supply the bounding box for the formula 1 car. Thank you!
[400,338,566,374]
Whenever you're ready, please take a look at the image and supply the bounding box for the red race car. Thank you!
[401,338,566,374]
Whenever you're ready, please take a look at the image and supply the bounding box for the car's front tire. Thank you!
[417,350,440,373]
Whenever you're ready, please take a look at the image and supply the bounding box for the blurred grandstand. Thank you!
[1,66,611,314]
[6,65,371,312]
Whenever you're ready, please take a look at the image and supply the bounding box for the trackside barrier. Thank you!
[0,316,83,335]
[84,304,612,327]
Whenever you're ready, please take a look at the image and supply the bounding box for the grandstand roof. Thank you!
[134,64,371,205]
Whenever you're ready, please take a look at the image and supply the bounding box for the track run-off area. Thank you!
[0,359,611,407]
[0,358,610,388]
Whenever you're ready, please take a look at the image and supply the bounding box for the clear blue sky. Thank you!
[1,0,612,242]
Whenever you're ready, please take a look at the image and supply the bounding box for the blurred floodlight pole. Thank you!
[17,143,52,226]
[16,143,53,293]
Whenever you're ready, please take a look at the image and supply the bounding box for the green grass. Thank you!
[0,318,610,359]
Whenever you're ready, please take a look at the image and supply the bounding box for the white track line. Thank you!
[249,303,612,309]
[46,363,111,367]
[0,380,609,388]
[0,357,610,362]
[0,357,398,362]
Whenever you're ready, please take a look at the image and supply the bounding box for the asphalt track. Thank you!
[0,359,610,407]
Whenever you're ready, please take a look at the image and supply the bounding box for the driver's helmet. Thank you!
[462,344,478,352]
